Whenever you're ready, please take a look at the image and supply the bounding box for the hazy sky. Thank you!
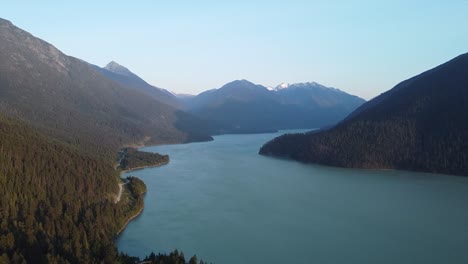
[3,1,468,99]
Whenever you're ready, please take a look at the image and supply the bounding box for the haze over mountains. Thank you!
[92,61,182,108]
[0,17,216,155]
[182,79,365,133]
[0,14,366,170]
[90,60,366,134]
[260,53,468,176]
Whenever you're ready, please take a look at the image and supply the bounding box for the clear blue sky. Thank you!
[3,1,468,99]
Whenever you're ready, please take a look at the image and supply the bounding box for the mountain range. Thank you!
[90,63,366,134]
[0,17,215,157]
[182,79,365,133]
[260,53,468,176]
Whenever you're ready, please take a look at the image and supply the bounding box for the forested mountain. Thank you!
[92,61,182,108]
[0,18,208,263]
[0,17,212,157]
[0,113,199,263]
[183,79,365,133]
[260,53,468,176]
[0,113,122,262]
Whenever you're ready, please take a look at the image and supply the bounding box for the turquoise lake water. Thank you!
[117,130,468,264]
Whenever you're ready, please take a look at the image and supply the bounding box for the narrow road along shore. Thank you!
[115,181,128,204]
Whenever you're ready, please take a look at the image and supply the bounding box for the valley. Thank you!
[1,3,467,263]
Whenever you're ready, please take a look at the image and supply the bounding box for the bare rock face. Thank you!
[104,61,133,76]
[0,18,69,75]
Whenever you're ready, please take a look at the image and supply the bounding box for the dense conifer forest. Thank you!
[0,115,204,263]
[119,148,169,171]
[0,114,120,262]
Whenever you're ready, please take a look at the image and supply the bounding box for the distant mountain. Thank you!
[0,18,212,155]
[185,79,273,109]
[260,53,468,176]
[275,82,366,113]
[183,79,365,133]
[104,61,133,76]
[274,82,291,90]
[92,61,181,108]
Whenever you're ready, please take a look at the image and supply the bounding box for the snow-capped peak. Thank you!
[274,82,290,91]
[271,81,339,91]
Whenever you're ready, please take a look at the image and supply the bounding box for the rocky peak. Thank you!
[104,61,133,76]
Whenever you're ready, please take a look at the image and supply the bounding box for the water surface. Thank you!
[117,131,468,264]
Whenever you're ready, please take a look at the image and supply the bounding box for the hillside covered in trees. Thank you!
[260,53,468,176]
[0,114,204,263]
[119,148,169,171]
[0,18,207,263]
[0,114,122,262]
[0,17,213,158]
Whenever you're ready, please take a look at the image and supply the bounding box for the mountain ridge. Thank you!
[0,18,213,156]
[259,52,468,176]
[183,79,366,133]
[92,61,182,108]
[104,60,134,76]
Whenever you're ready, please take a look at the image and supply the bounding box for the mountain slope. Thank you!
[0,113,123,263]
[184,80,365,133]
[0,18,210,263]
[275,82,365,113]
[260,53,468,176]
[0,18,211,156]
[93,61,181,108]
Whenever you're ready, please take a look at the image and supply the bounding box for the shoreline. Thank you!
[114,131,306,238]
[115,160,169,238]
[120,160,169,174]
[116,203,144,236]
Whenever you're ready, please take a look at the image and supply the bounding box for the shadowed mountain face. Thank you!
[183,79,365,133]
[260,53,468,176]
[92,61,182,108]
[0,18,212,156]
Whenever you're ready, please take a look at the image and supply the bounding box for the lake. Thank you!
[116,130,468,264]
